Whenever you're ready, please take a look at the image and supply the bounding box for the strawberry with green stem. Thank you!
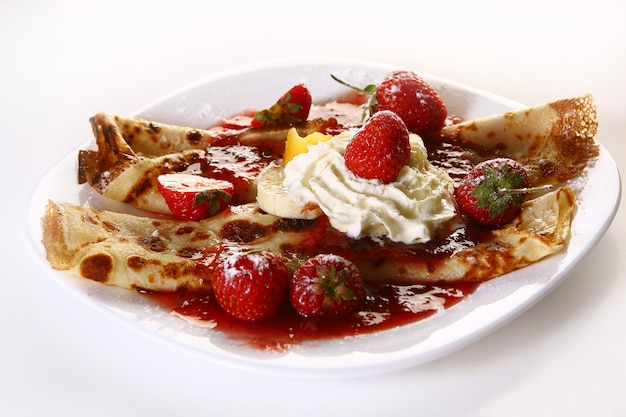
[290,254,365,318]
[331,70,447,135]
[455,158,551,227]
[251,83,312,128]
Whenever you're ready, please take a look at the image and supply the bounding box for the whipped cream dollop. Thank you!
[283,130,457,244]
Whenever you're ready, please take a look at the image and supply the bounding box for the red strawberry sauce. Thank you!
[145,95,491,352]
[147,282,477,351]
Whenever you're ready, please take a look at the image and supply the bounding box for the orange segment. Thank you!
[283,128,332,165]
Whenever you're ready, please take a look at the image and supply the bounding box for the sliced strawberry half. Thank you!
[157,173,234,221]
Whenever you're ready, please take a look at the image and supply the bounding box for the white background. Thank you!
[2,1,624,416]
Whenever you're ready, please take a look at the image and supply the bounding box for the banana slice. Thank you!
[256,164,323,220]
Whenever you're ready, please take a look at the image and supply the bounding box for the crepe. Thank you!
[77,96,598,216]
[41,186,574,290]
[440,94,598,184]
[78,113,337,214]
[42,94,599,291]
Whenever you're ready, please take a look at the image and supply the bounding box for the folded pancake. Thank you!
[439,94,599,185]
[44,93,597,292]
[41,187,574,290]
[78,96,599,215]
[78,113,340,214]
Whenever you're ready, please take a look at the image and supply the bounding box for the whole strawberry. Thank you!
[343,110,410,183]
[213,250,291,322]
[251,83,312,128]
[157,173,233,221]
[374,70,447,134]
[455,158,531,227]
[290,254,365,318]
[332,70,447,135]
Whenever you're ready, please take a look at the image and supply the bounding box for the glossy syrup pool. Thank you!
[146,282,478,351]
[143,96,485,351]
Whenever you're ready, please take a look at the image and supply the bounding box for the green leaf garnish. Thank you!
[330,74,378,121]
[471,164,527,219]
[194,189,232,215]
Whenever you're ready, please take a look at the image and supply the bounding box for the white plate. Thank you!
[27,57,621,378]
